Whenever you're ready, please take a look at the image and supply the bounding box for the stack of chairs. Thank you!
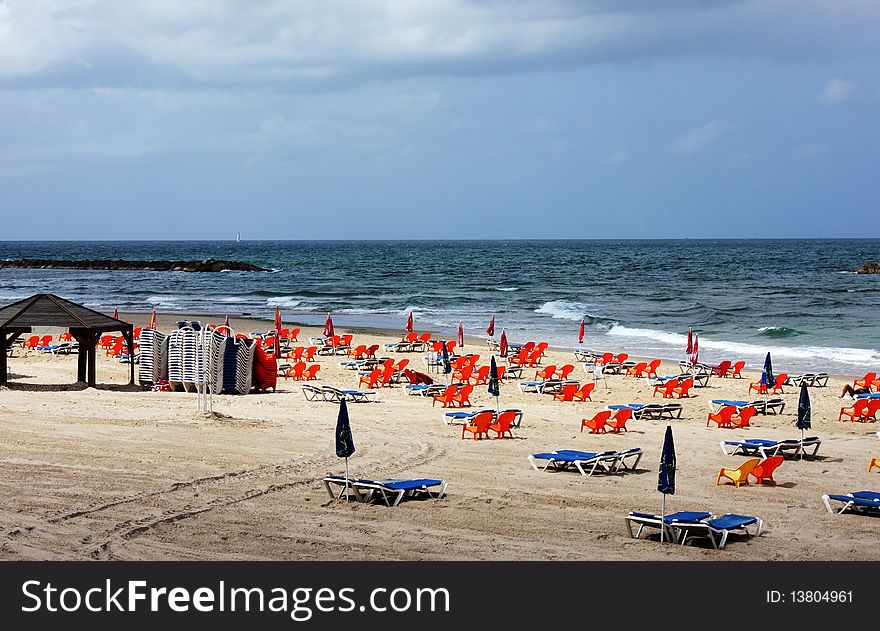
[137,328,168,387]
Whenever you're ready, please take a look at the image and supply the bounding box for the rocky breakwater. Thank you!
[855,261,880,274]
[0,259,266,272]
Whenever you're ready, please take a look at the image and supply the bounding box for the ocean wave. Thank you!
[495,287,518,292]
[607,324,878,365]
[758,326,801,338]
[534,300,589,321]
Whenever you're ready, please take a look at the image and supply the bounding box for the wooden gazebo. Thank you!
[0,294,135,387]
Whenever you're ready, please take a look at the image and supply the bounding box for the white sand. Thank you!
[1,313,878,560]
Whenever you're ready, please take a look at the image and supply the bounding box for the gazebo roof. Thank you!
[0,294,129,333]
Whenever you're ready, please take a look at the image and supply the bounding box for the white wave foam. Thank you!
[534,300,589,321]
[267,296,302,308]
[496,287,518,292]
[607,324,879,365]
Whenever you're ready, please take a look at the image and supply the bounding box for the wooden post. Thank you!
[87,332,97,387]
[0,329,8,386]
[75,333,88,383]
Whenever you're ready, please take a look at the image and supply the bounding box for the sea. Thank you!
[1,239,878,375]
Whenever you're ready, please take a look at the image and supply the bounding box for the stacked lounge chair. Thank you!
[137,328,169,387]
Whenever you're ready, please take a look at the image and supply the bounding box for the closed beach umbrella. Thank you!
[578,318,585,345]
[458,321,464,349]
[488,355,500,410]
[657,425,677,543]
[405,311,413,333]
[335,399,356,500]
[690,334,699,365]
[324,312,334,338]
[760,352,774,393]
[441,341,451,377]
[149,309,157,331]
[224,314,231,336]
[500,328,508,358]
[113,307,118,320]
[686,327,693,355]
[796,382,811,459]
[486,313,495,337]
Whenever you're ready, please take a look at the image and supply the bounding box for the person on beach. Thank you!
[840,384,872,399]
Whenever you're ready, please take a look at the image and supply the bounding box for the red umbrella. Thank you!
[224,314,231,337]
[113,307,119,320]
[148,309,157,330]
[686,327,693,355]
[405,311,413,333]
[324,312,334,338]
[578,318,585,344]
[500,328,508,358]
[274,306,282,355]
[691,334,699,364]
[486,314,495,337]
[458,321,464,349]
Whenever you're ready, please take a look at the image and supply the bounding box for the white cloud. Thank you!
[0,1,879,89]
[671,121,722,154]
[820,78,855,106]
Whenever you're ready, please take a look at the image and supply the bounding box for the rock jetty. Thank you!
[855,262,880,274]
[0,259,266,273]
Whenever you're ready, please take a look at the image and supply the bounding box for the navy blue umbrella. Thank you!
[335,399,356,500]
[796,382,811,459]
[441,341,451,376]
[760,352,774,393]
[488,355,500,410]
[657,425,676,543]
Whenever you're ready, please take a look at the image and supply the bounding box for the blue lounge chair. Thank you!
[821,491,880,514]
[721,436,821,459]
[626,511,762,548]
[528,450,618,476]
[323,475,447,507]
[625,511,711,543]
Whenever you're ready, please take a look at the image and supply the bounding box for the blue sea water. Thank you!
[1,239,878,375]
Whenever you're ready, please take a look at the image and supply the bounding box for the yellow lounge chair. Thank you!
[869,457,880,473]
[716,458,761,488]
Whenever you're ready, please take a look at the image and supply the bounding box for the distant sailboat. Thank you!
[235,231,241,242]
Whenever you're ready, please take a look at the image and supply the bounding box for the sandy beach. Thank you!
[0,312,878,561]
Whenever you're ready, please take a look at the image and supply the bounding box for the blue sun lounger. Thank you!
[528,450,619,475]
[323,475,447,507]
[626,511,763,548]
[720,436,822,459]
[821,490,880,514]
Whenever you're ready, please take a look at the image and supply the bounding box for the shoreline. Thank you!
[117,311,865,380]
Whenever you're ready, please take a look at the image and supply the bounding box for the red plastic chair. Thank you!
[304,346,318,362]
[462,411,492,440]
[750,455,784,485]
[771,374,787,395]
[452,384,473,408]
[535,365,556,381]
[625,362,648,378]
[286,362,307,381]
[581,410,611,434]
[710,360,732,377]
[673,379,694,398]
[305,364,321,380]
[556,364,575,380]
[645,359,661,378]
[730,406,756,428]
[653,378,679,398]
[730,361,745,378]
[707,406,736,428]
[608,409,633,433]
[573,383,595,402]
[433,385,459,408]
[489,413,515,439]
[839,399,869,422]
[359,368,381,388]
[552,384,579,402]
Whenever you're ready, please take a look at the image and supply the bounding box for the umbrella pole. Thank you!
[344,456,350,502]
[800,428,804,461]
[495,394,500,415]
[660,494,666,544]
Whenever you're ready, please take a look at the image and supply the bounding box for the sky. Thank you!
[1,0,878,240]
